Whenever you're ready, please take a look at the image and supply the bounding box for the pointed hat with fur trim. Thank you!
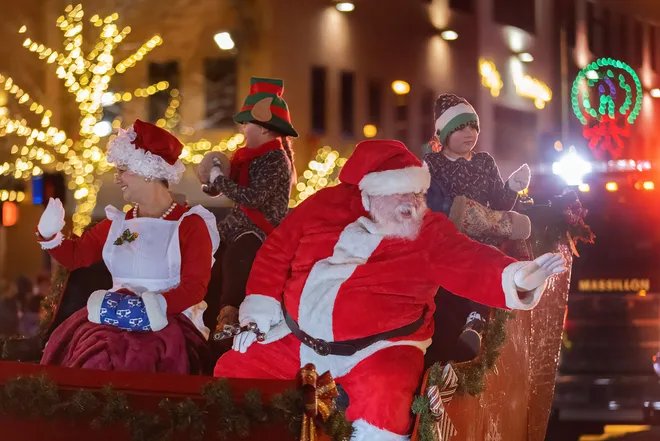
[339,139,430,210]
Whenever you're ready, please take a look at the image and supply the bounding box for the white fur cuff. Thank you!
[39,231,64,250]
[501,262,546,310]
[350,419,409,441]
[87,289,107,324]
[142,291,169,332]
[239,294,283,332]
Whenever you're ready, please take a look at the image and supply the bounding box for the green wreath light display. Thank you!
[570,58,642,158]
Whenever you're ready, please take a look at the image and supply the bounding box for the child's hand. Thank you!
[507,164,531,192]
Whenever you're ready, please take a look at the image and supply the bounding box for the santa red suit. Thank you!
[38,120,220,373]
[214,140,547,440]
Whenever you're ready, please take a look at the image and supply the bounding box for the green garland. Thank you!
[0,375,353,441]
[411,309,513,441]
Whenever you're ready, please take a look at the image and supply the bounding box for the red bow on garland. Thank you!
[299,364,339,441]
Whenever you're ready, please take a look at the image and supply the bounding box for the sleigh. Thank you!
[0,194,585,441]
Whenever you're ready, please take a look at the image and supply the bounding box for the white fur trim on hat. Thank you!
[359,163,430,197]
[107,127,185,184]
[434,103,478,134]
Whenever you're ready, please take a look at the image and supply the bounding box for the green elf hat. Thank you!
[233,77,298,137]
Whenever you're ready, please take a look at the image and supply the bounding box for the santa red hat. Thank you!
[339,139,430,210]
[106,119,185,184]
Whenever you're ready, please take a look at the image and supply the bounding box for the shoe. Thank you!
[455,312,486,362]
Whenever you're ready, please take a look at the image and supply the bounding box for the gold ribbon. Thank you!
[299,363,339,441]
[426,363,458,441]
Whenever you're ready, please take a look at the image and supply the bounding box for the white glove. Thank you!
[38,198,66,239]
[232,317,271,353]
[514,252,566,291]
[507,164,531,192]
[209,165,224,183]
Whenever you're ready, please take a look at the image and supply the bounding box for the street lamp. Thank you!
[391,80,411,95]
[213,32,235,51]
[335,2,355,12]
[363,124,378,138]
[440,30,459,41]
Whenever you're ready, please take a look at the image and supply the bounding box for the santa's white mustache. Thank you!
[396,203,423,219]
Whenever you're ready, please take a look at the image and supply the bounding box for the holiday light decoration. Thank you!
[0,189,26,203]
[0,4,169,233]
[290,146,347,207]
[479,58,503,97]
[154,88,245,165]
[0,5,244,233]
[514,74,552,109]
[571,57,642,159]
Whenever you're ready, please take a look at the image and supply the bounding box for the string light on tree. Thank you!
[156,88,246,165]
[478,58,503,97]
[571,57,642,159]
[0,4,167,234]
[290,146,347,207]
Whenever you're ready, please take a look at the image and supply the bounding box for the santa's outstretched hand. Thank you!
[513,252,566,291]
[38,197,66,239]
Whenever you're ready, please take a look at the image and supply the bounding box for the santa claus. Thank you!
[214,139,565,440]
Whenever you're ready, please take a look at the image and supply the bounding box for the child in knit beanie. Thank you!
[424,93,531,362]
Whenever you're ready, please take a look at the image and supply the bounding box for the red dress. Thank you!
[39,204,219,374]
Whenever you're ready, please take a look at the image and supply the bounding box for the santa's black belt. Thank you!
[282,304,428,357]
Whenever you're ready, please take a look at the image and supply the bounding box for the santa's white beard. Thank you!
[369,198,427,240]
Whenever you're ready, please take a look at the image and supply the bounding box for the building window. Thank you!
[449,0,473,13]
[601,9,611,53]
[148,61,179,124]
[204,57,237,129]
[340,71,355,137]
[493,105,537,161]
[563,0,576,48]
[311,66,326,133]
[631,20,644,67]
[618,15,629,61]
[420,88,435,145]
[367,79,382,125]
[586,2,604,54]
[395,98,409,144]
[493,0,535,34]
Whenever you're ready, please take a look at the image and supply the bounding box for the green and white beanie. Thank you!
[433,93,480,146]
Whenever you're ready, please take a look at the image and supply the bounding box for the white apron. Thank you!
[102,205,220,339]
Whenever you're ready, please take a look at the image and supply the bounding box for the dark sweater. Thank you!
[212,149,292,243]
[423,151,518,215]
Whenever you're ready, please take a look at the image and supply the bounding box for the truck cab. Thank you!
[538,156,660,440]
